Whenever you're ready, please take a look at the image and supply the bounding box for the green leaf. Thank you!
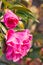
[2,0,39,23]
[27,48,41,59]
[0,12,2,17]
[16,10,29,22]
[0,33,4,41]
[0,23,7,34]
[33,33,43,42]
[0,49,3,56]
[10,4,39,23]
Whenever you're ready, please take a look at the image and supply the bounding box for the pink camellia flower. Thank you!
[5,29,32,62]
[3,9,19,28]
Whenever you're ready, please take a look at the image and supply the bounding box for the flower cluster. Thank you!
[2,9,32,62]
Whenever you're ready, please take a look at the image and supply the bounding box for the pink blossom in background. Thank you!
[3,9,19,28]
[5,29,32,62]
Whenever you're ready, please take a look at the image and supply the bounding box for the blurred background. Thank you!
[0,0,43,65]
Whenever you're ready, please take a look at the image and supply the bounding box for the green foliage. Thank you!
[33,33,43,44]
[16,10,37,22]
[0,33,4,41]
[2,0,39,23]
[28,49,40,59]
[0,49,3,56]
[0,12,2,17]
